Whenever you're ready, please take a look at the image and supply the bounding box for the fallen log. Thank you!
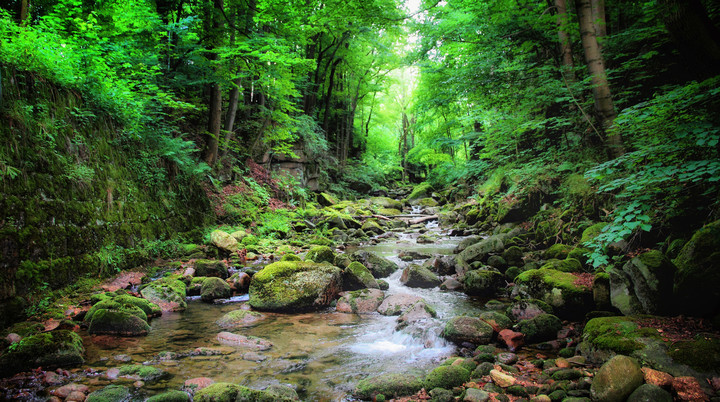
[408,215,439,225]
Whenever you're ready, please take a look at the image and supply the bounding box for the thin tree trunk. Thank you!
[221,77,241,157]
[20,0,28,24]
[556,0,576,81]
[203,0,224,165]
[576,0,624,157]
[322,58,342,134]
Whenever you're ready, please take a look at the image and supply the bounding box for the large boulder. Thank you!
[514,313,562,343]
[610,250,677,315]
[377,294,423,316]
[200,277,232,302]
[211,230,239,252]
[424,365,471,390]
[194,259,229,278]
[590,355,644,402]
[353,373,423,400]
[248,261,342,311]
[336,288,385,314]
[442,316,494,345]
[513,268,593,319]
[85,293,160,336]
[370,196,404,211]
[361,220,385,235]
[579,316,661,363]
[407,182,433,203]
[86,385,130,402]
[400,264,441,288]
[349,250,399,278]
[396,300,436,328]
[463,269,505,297]
[673,220,720,317]
[0,330,84,376]
[455,234,508,274]
[304,245,335,264]
[140,278,187,312]
[343,261,380,290]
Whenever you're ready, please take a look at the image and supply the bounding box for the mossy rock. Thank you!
[117,364,169,382]
[614,250,677,315]
[241,234,259,246]
[89,309,151,336]
[514,268,592,319]
[377,208,402,216]
[401,264,441,288]
[194,259,229,278]
[336,288,385,314]
[304,245,336,264]
[0,330,84,376]
[146,390,191,402]
[361,220,385,235]
[540,258,583,273]
[317,192,337,207]
[200,277,232,302]
[140,278,187,312]
[407,182,433,202]
[194,383,240,402]
[442,316,494,345]
[479,311,513,330]
[248,261,342,312]
[581,223,607,243]
[87,293,161,321]
[210,230,239,252]
[349,250,399,278]
[673,220,720,317]
[217,309,266,329]
[354,373,423,400]
[281,254,302,262]
[544,244,573,260]
[580,316,661,359]
[418,197,439,207]
[463,269,504,297]
[515,313,562,343]
[590,355,644,402]
[343,261,380,290]
[369,196,403,210]
[424,365,471,390]
[502,246,524,266]
[263,384,299,400]
[568,247,591,264]
[667,334,720,374]
[86,385,131,402]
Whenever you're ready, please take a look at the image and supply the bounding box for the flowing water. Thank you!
[75,224,483,400]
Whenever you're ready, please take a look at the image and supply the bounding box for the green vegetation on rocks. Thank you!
[590,355,644,402]
[424,365,471,390]
[343,261,380,290]
[194,260,229,278]
[673,220,720,317]
[200,277,232,302]
[0,330,84,376]
[140,278,187,312]
[354,373,423,400]
[463,269,504,296]
[117,364,168,382]
[86,385,131,402]
[581,316,660,356]
[304,245,335,264]
[515,313,562,343]
[514,268,592,319]
[249,261,342,311]
[442,316,494,345]
[146,390,191,402]
[349,250,398,278]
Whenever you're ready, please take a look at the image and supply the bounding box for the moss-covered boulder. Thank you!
[579,316,661,363]
[146,390,191,402]
[581,222,607,243]
[455,234,507,273]
[248,261,342,311]
[317,192,337,207]
[353,373,423,400]
[424,365,471,390]
[194,259,229,278]
[502,246,524,266]
[506,299,553,321]
[400,264,441,288]
[544,244,573,260]
[673,220,720,317]
[397,300,437,328]
[377,293,423,316]
[514,268,592,319]
[304,245,336,264]
[610,250,676,315]
[590,355,644,402]
[336,288,385,314]
[407,182,433,203]
[200,277,232,302]
[86,385,130,402]
[349,250,399,278]
[194,383,239,402]
[0,330,84,376]
[117,364,169,382]
[463,269,505,297]
[210,230,239,252]
[514,313,562,343]
[361,220,385,235]
[85,293,160,336]
[216,309,267,328]
[442,316,494,345]
[140,278,187,312]
[540,258,583,273]
[343,261,380,290]
[370,196,403,211]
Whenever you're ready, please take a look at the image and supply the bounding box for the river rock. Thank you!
[85,294,160,336]
[349,250,399,278]
[51,383,90,399]
[627,384,673,402]
[194,259,229,278]
[673,220,720,317]
[401,264,441,288]
[200,277,232,302]
[210,230,239,252]
[184,377,215,391]
[672,376,708,401]
[265,384,300,400]
[361,220,385,235]
[424,365,471,390]
[590,355,644,402]
[397,300,436,328]
[506,299,553,321]
[336,288,385,314]
[146,390,190,402]
[216,309,266,328]
[443,316,494,345]
[370,196,403,211]
[354,373,423,400]
[515,313,562,344]
[226,272,251,293]
[377,293,422,315]
[427,255,456,275]
[248,261,342,311]
[217,332,272,350]
[117,364,168,382]
[513,268,592,319]
[610,250,676,315]
[440,277,463,290]
[305,245,335,264]
[343,261,379,290]
[86,385,130,402]
[456,234,507,272]
[140,278,187,312]
[463,269,505,296]
[490,369,516,387]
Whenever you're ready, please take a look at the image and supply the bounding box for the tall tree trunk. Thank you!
[555,0,576,80]
[20,0,29,24]
[576,0,624,157]
[203,0,224,166]
[590,0,607,39]
[221,77,242,157]
[322,58,342,134]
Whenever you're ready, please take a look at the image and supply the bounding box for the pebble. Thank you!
[496,352,518,365]
[463,388,490,401]
[490,369,516,388]
[51,384,89,398]
[66,390,87,401]
[113,354,132,362]
[184,377,215,390]
[5,333,21,343]
[105,368,120,380]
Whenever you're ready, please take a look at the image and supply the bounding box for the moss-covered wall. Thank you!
[0,68,212,300]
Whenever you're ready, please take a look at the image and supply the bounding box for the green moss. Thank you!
[408,182,433,201]
[516,268,587,296]
[281,253,302,261]
[305,245,335,264]
[118,364,167,382]
[424,365,471,390]
[354,373,424,400]
[545,244,573,259]
[249,260,342,311]
[0,330,85,376]
[88,309,151,336]
[582,316,660,354]
[146,390,190,402]
[667,335,720,373]
[581,223,607,243]
[86,385,131,402]
[540,258,583,273]
[194,383,240,402]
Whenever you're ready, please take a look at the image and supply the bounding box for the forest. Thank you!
[0,0,719,400]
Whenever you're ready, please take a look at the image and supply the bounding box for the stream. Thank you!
[70,223,486,400]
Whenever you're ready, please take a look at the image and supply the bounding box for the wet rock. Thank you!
[440,278,463,290]
[248,261,342,311]
[226,272,251,293]
[424,365,471,390]
[544,244,573,260]
[627,384,673,402]
[456,235,507,272]
[463,269,504,297]
[216,332,272,350]
[242,352,267,362]
[146,390,190,402]
[342,261,379,290]
[397,300,436,328]
[551,368,585,380]
[86,385,130,402]
[216,309,266,328]
[265,384,299,400]
[540,258,583,273]
[400,250,432,261]
[593,273,612,310]
[184,377,215,391]
[472,362,495,377]
[200,277,232,302]
[210,230,239,252]
[490,369,516,387]
[673,219,720,317]
[349,250,399,278]
[305,245,336,264]
[590,355,644,402]
[361,220,385,235]
[400,264,441,288]
[194,259,229,278]
[417,234,437,244]
[430,387,455,402]
[140,278,187,312]
[114,354,132,362]
[353,373,423,400]
[336,288,385,314]
[193,383,240,402]
[498,329,525,351]
[496,352,518,365]
[370,196,403,211]
[85,293,160,336]
[479,311,512,330]
[442,316,494,345]
[117,364,169,383]
[579,316,661,361]
[428,255,456,275]
[513,268,593,319]
[51,383,90,398]
[515,313,562,344]
[612,250,676,315]
[502,246,524,266]
[377,293,422,315]
[0,330,85,376]
[65,390,87,401]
